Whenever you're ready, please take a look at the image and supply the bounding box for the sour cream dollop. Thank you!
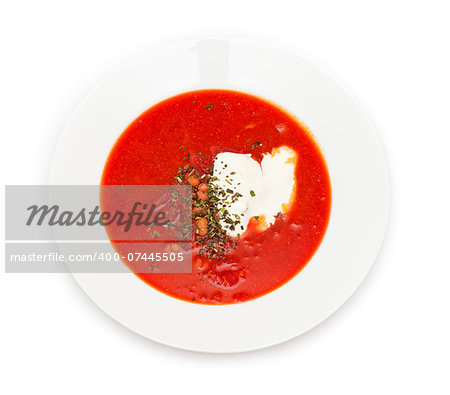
[212,146,297,237]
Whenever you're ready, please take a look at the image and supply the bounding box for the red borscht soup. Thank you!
[101,89,331,304]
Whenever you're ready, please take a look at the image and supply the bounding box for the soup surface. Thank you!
[102,89,331,304]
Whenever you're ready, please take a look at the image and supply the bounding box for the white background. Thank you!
[1,0,449,394]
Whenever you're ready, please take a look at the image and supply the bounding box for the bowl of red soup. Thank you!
[51,38,390,352]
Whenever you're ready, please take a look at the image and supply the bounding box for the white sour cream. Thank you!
[212,146,297,237]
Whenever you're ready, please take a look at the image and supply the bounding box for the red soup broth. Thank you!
[101,89,331,304]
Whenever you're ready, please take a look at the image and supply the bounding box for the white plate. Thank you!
[50,37,390,353]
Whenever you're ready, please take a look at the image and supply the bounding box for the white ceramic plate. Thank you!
[50,37,390,353]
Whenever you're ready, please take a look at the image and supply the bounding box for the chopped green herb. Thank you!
[205,104,213,110]
[250,190,256,197]
[173,152,244,260]
[252,142,261,149]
